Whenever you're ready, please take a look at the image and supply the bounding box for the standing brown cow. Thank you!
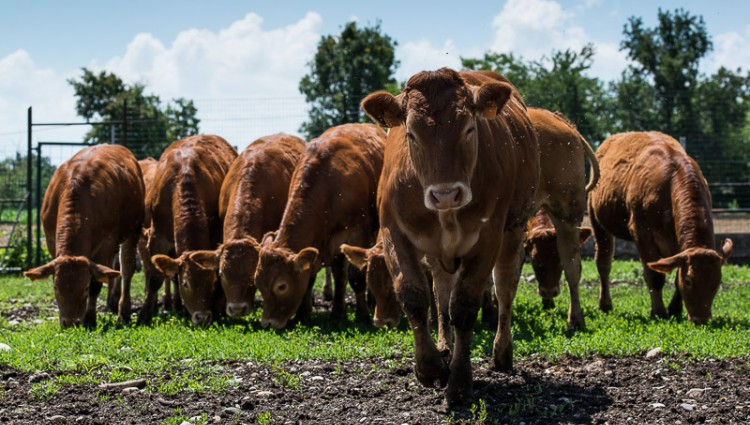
[190,134,305,317]
[143,135,237,326]
[588,131,732,324]
[522,107,599,329]
[361,68,539,407]
[25,144,145,328]
[254,123,385,330]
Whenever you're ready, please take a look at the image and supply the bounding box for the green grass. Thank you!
[0,259,749,396]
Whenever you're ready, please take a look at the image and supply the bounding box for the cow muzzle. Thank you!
[59,317,82,328]
[425,183,471,210]
[226,302,251,317]
[261,317,288,330]
[191,310,213,327]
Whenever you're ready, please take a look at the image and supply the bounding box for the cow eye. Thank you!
[466,127,476,137]
[275,282,288,295]
[406,132,416,146]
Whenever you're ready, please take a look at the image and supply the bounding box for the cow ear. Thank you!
[473,82,512,119]
[294,248,319,273]
[720,238,733,264]
[189,249,221,271]
[261,231,277,247]
[579,227,593,245]
[340,244,368,270]
[152,254,181,277]
[90,262,121,284]
[24,261,56,281]
[647,253,688,274]
[361,91,405,128]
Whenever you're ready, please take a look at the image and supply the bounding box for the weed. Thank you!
[256,411,273,425]
[272,366,301,390]
[470,398,488,422]
[29,380,60,400]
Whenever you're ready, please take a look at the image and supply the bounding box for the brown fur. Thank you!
[190,133,305,318]
[143,135,237,326]
[24,144,145,329]
[362,68,539,407]
[588,131,732,324]
[254,123,385,330]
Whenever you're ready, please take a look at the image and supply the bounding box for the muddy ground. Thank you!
[1,352,749,424]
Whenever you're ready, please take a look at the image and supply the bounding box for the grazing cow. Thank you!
[361,68,539,407]
[254,123,385,330]
[190,134,305,317]
[521,107,599,329]
[24,144,145,328]
[588,131,733,324]
[143,135,237,326]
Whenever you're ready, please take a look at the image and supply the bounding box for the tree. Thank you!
[621,8,712,138]
[299,21,399,139]
[68,69,200,158]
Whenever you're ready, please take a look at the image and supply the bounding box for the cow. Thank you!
[254,123,385,330]
[190,133,305,317]
[142,135,237,326]
[361,68,540,407]
[24,144,145,329]
[521,107,599,329]
[588,131,733,324]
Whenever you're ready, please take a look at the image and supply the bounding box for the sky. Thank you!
[2,0,749,159]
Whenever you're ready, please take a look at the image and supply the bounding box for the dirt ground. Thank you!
[1,351,749,424]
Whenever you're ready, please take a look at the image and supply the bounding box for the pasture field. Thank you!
[0,260,749,424]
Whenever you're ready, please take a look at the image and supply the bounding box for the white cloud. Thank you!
[705,26,750,74]
[489,0,627,81]
[396,39,462,81]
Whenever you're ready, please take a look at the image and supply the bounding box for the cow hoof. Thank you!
[354,310,370,326]
[323,287,334,302]
[414,357,450,388]
[598,301,613,313]
[568,315,585,331]
[445,386,474,411]
[137,310,154,326]
[542,298,555,310]
[490,352,513,372]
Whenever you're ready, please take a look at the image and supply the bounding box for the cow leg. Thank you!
[480,276,497,328]
[322,267,334,301]
[592,217,614,313]
[138,272,165,325]
[642,265,668,319]
[551,218,585,330]
[383,228,448,389]
[84,279,103,329]
[446,256,492,408]
[293,275,315,324]
[347,263,370,325]
[170,277,184,313]
[491,228,525,372]
[117,236,138,325]
[425,256,457,355]
[668,275,683,318]
[330,255,348,321]
[107,256,122,313]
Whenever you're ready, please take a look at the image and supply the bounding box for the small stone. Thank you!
[300,371,311,377]
[254,391,274,398]
[48,416,66,422]
[646,347,662,358]
[76,417,86,423]
[179,421,192,425]
[584,360,604,372]
[360,418,368,423]
[604,370,613,376]
[122,387,140,394]
[686,388,709,397]
[680,403,694,411]
[651,403,666,408]
[310,376,325,381]
[212,416,221,424]
[8,320,19,326]
[223,407,240,416]
[33,319,43,324]
[0,344,10,352]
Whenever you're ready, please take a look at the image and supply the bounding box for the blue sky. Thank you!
[2,0,749,156]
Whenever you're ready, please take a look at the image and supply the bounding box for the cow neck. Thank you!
[225,169,266,241]
[172,170,212,254]
[670,162,716,251]
[55,181,92,256]
[274,180,330,254]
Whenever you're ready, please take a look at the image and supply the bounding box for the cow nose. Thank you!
[425,183,469,210]
[60,317,81,328]
[191,311,213,327]
[261,317,286,330]
[688,313,710,325]
[226,302,250,317]
[373,314,399,328]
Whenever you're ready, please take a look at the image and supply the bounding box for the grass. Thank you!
[0,259,749,396]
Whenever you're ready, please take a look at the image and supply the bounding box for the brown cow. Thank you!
[24,144,145,328]
[521,107,599,329]
[190,133,305,317]
[361,68,539,407]
[143,135,237,326]
[588,131,732,324]
[254,123,385,330]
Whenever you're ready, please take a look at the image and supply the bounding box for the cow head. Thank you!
[151,252,218,326]
[341,243,401,328]
[647,238,733,324]
[24,256,120,328]
[190,237,261,318]
[255,233,319,329]
[524,226,593,309]
[362,68,513,211]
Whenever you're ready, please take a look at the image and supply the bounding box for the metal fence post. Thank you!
[26,107,32,269]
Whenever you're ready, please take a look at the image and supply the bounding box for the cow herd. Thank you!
[24,68,733,407]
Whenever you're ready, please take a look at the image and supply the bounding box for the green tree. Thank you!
[0,152,55,208]
[68,68,200,158]
[299,21,399,139]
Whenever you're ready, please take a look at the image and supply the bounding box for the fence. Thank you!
[1,96,749,272]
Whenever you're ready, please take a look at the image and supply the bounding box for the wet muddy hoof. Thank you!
[415,357,450,388]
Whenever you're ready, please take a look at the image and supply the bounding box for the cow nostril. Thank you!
[192,311,213,326]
